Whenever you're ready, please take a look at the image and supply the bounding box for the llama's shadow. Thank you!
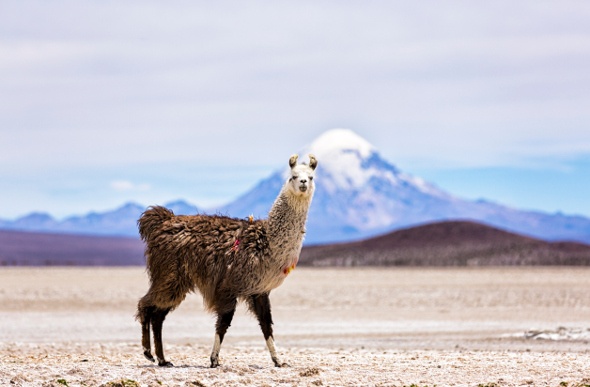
[137,363,209,370]
[173,364,210,369]
[137,362,274,370]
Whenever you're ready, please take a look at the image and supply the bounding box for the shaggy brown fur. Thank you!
[136,154,317,368]
[138,211,270,312]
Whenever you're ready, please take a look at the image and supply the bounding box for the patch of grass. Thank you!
[101,379,140,387]
[299,367,321,377]
[478,384,498,387]
[57,379,69,386]
[560,382,590,387]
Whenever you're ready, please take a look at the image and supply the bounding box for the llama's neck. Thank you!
[267,187,312,259]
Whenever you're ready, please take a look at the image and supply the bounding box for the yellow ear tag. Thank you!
[283,263,296,275]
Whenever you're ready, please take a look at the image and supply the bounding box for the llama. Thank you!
[136,154,317,368]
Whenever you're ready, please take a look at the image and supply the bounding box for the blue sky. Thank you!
[1,1,590,219]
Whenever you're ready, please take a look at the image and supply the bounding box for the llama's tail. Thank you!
[138,205,175,242]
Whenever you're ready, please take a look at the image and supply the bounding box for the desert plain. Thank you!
[1,267,589,386]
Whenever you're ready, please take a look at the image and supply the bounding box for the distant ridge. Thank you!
[2,221,590,266]
[0,230,144,266]
[300,220,590,266]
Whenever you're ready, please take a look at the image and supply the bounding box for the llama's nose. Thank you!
[300,178,307,184]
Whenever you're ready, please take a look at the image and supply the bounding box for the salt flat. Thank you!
[1,267,590,386]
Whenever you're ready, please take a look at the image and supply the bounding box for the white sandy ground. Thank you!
[1,267,590,386]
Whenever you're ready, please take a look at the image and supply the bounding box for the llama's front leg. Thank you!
[151,307,173,367]
[210,300,237,368]
[248,293,288,367]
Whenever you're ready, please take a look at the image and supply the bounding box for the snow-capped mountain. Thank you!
[220,129,455,241]
[2,129,590,244]
[219,129,590,244]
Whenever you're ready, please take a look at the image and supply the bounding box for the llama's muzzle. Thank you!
[299,185,308,192]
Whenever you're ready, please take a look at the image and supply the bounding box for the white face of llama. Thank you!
[287,154,317,197]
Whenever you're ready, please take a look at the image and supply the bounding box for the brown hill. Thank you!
[300,220,590,266]
[0,230,145,266]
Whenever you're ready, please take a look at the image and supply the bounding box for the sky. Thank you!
[1,1,590,219]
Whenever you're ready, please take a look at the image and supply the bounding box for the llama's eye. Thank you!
[292,175,298,180]
[309,176,314,181]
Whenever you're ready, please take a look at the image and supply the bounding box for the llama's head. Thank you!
[286,154,317,197]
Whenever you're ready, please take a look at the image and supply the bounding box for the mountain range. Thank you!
[220,129,590,244]
[0,200,196,238]
[1,129,590,245]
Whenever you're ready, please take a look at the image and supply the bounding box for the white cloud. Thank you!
[1,1,590,216]
[110,180,150,192]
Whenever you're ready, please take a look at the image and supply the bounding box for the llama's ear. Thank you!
[289,154,298,169]
[308,154,318,170]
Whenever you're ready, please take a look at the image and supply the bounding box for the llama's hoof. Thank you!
[274,360,290,368]
[210,357,220,368]
[158,360,174,367]
[143,351,155,363]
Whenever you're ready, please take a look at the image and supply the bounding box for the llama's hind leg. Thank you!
[248,293,287,367]
[137,300,155,363]
[139,276,189,366]
[152,307,173,367]
[210,298,237,368]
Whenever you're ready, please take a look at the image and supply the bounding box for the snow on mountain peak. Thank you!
[302,129,448,198]
[309,128,374,159]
